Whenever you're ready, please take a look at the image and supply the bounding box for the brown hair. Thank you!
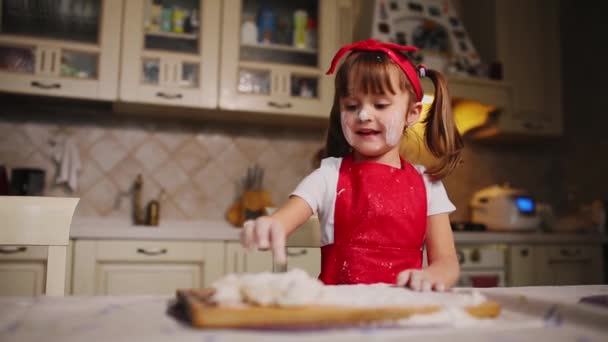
[324,51,463,181]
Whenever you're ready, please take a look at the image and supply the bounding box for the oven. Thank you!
[455,244,507,287]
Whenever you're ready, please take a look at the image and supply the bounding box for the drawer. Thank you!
[96,241,205,261]
[546,245,591,261]
[0,246,48,260]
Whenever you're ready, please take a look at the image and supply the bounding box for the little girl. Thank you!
[242,39,463,292]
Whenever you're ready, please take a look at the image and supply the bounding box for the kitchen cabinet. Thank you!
[460,0,562,137]
[225,241,273,273]
[218,0,353,118]
[0,244,72,296]
[536,244,604,286]
[225,242,321,278]
[286,247,321,277]
[508,244,604,286]
[119,0,220,108]
[72,240,224,295]
[0,0,122,100]
[507,244,539,286]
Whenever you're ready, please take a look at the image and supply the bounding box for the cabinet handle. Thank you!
[50,50,57,74]
[156,92,183,99]
[520,248,529,257]
[286,249,308,257]
[548,258,590,265]
[31,81,61,89]
[0,246,27,254]
[523,122,544,130]
[267,101,292,109]
[40,49,46,73]
[559,248,582,257]
[136,248,167,256]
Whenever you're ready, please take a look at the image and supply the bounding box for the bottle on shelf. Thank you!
[293,10,308,49]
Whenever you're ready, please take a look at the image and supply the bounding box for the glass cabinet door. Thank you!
[120,0,220,108]
[0,44,35,74]
[1,0,101,44]
[239,0,319,67]
[142,0,200,54]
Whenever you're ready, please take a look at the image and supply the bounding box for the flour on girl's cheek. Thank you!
[381,111,404,147]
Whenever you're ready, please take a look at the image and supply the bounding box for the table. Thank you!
[1,286,607,342]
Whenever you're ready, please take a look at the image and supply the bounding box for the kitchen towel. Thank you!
[52,136,81,192]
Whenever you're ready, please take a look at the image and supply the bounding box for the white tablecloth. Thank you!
[1,286,607,342]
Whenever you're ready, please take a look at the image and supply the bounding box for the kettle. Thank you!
[470,184,540,231]
[10,168,45,196]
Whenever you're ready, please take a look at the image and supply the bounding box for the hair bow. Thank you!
[325,39,424,101]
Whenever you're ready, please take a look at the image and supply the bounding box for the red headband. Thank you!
[325,39,425,101]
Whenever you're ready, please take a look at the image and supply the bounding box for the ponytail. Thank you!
[422,69,463,181]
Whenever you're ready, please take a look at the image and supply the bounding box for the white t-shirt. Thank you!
[291,157,455,246]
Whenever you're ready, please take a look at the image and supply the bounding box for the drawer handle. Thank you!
[267,101,292,109]
[137,248,167,256]
[286,249,308,257]
[156,92,183,99]
[523,122,544,130]
[0,246,27,254]
[548,258,590,265]
[31,81,61,89]
[559,248,582,257]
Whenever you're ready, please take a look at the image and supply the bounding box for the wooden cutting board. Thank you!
[174,288,501,329]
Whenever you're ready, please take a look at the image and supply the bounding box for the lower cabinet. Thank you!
[508,244,604,286]
[0,246,47,296]
[537,245,604,286]
[0,244,73,296]
[224,242,321,278]
[287,247,321,278]
[72,240,224,295]
[224,241,273,274]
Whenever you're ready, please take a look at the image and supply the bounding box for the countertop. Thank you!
[1,285,607,342]
[70,217,608,245]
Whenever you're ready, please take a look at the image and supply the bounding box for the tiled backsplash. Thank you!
[0,113,562,223]
[0,117,324,220]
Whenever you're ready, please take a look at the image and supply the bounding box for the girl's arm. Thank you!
[241,196,313,264]
[397,213,460,291]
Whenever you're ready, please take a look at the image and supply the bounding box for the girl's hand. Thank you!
[241,216,287,264]
[396,269,446,292]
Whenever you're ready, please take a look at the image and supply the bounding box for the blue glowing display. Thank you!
[515,197,534,213]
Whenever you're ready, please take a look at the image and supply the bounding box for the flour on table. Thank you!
[209,268,486,309]
[210,269,324,307]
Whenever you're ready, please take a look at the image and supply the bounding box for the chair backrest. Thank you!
[0,196,79,296]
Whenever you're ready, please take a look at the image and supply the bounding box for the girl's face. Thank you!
[340,72,422,162]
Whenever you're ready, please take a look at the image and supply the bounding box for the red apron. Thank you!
[319,154,427,285]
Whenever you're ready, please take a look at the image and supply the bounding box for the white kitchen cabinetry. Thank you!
[509,244,604,286]
[72,240,224,295]
[225,241,273,274]
[219,0,353,118]
[461,0,562,137]
[224,242,321,278]
[119,0,220,108]
[507,244,539,286]
[0,244,73,296]
[0,0,122,100]
[287,247,321,278]
[536,245,604,286]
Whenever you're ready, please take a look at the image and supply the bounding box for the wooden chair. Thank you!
[0,196,79,296]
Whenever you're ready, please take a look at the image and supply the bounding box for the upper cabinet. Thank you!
[0,0,122,100]
[461,0,562,137]
[218,0,353,118]
[119,0,220,108]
